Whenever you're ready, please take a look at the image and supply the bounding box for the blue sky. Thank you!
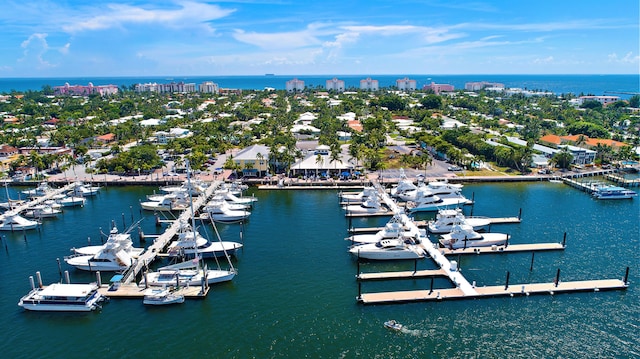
[1,0,638,77]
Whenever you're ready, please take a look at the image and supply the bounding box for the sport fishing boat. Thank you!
[427,208,490,234]
[0,211,40,231]
[438,224,509,249]
[349,236,426,260]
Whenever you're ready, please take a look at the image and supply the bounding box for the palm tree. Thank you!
[315,153,324,178]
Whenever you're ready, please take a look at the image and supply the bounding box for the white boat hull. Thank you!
[408,197,471,212]
[439,233,509,249]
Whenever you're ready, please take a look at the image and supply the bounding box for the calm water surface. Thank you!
[0,183,638,358]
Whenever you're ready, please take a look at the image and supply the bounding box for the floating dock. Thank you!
[353,181,629,304]
[98,283,209,299]
[358,279,628,304]
[119,181,221,284]
[0,182,75,221]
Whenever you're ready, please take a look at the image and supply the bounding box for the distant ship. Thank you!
[265,73,275,76]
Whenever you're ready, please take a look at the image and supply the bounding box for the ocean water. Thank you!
[0,182,638,358]
[0,74,638,98]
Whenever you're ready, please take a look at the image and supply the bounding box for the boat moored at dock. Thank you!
[18,274,105,312]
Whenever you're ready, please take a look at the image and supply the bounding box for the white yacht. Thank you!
[592,186,637,200]
[23,204,62,219]
[0,211,40,231]
[342,196,388,215]
[406,192,471,213]
[160,179,209,196]
[69,182,100,197]
[64,235,135,272]
[349,237,426,260]
[424,180,464,196]
[21,182,54,198]
[439,224,509,249]
[166,221,243,258]
[339,186,377,204]
[71,225,145,257]
[345,215,409,244]
[53,194,86,207]
[18,281,105,312]
[214,189,258,206]
[143,288,184,306]
[389,172,418,198]
[204,199,250,222]
[427,209,490,234]
[140,260,237,287]
[140,192,190,212]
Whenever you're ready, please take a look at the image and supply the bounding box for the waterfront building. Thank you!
[233,144,270,177]
[574,95,620,106]
[423,81,454,94]
[135,81,196,93]
[396,77,417,91]
[199,81,219,94]
[286,78,305,92]
[360,77,379,91]
[464,81,505,91]
[53,82,119,96]
[325,78,345,92]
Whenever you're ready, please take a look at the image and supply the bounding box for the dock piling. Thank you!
[562,232,567,247]
[554,269,561,287]
[36,271,43,288]
[530,252,535,271]
[505,271,510,290]
[56,258,62,279]
[429,277,434,294]
[518,208,522,220]
[64,270,70,284]
[624,267,630,285]
[96,271,102,287]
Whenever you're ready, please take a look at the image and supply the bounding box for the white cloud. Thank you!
[608,52,640,64]
[19,33,55,69]
[62,1,235,33]
[533,56,554,64]
[233,28,322,50]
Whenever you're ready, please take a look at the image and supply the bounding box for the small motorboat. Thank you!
[384,320,403,331]
[143,288,185,306]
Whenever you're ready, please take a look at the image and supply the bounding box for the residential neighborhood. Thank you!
[0,78,638,183]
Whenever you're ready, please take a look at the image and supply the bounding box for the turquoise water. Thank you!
[0,183,638,358]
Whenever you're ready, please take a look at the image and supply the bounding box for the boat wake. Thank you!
[399,328,430,337]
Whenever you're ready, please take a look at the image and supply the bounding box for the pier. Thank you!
[0,182,75,220]
[354,181,629,304]
[358,278,628,304]
[119,181,221,284]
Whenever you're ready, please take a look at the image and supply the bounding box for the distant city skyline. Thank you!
[1,0,638,77]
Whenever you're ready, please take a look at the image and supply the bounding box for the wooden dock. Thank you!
[98,283,209,299]
[358,279,628,304]
[120,181,221,284]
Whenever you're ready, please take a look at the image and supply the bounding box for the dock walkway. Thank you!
[120,181,221,284]
[0,183,75,221]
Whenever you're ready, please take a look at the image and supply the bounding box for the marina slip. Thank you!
[0,179,637,358]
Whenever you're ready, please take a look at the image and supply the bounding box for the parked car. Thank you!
[447,165,462,171]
